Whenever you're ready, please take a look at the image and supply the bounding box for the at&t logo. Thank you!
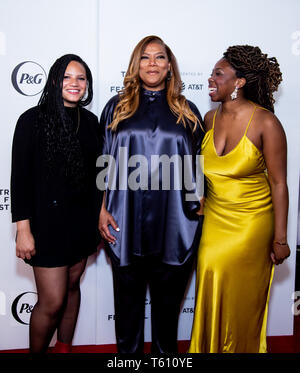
[11,291,37,325]
[11,61,47,96]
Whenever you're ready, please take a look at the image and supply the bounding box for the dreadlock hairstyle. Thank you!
[109,35,202,132]
[38,54,93,188]
[223,45,282,113]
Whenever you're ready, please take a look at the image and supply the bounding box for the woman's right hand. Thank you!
[98,206,119,245]
[16,225,36,260]
[196,197,205,216]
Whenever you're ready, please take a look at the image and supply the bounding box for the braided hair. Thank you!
[38,54,93,188]
[223,45,282,112]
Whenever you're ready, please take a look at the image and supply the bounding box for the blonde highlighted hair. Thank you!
[108,35,201,132]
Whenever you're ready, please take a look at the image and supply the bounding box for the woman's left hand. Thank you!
[270,242,290,265]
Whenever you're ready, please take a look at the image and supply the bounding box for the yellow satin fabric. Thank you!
[189,105,274,353]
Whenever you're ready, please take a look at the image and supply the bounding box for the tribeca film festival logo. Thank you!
[96,149,204,201]
[107,298,152,321]
[11,61,47,96]
[11,291,37,325]
[0,188,9,212]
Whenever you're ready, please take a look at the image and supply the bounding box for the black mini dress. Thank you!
[11,106,102,267]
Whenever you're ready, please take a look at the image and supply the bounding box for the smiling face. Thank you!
[208,58,244,102]
[62,61,87,107]
[139,41,170,91]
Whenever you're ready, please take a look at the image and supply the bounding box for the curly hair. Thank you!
[223,45,282,112]
[37,54,93,188]
[109,35,201,132]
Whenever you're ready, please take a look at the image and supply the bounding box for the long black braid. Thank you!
[37,54,93,188]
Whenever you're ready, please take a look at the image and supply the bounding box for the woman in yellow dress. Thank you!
[189,45,290,353]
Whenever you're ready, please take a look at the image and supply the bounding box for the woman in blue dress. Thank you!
[99,35,204,353]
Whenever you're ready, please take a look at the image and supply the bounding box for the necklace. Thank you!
[76,107,80,134]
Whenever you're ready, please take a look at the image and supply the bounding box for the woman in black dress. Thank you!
[99,35,204,353]
[11,54,101,353]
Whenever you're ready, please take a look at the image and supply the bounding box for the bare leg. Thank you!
[30,266,68,353]
[57,258,87,344]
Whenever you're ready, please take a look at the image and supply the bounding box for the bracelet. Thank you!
[273,241,288,245]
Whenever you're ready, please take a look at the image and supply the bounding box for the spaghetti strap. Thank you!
[212,106,220,130]
[244,103,257,136]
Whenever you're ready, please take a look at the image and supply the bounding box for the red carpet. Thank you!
[1,315,300,353]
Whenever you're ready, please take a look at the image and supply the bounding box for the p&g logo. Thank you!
[11,61,47,96]
[11,291,37,325]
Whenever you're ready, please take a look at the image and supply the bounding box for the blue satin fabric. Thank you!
[99,88,204,266]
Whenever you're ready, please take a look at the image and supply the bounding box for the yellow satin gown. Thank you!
[189,104,274,353]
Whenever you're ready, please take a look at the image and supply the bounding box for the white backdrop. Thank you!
[0,0,299,350]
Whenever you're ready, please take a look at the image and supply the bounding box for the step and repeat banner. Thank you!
[0,0,300,350]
